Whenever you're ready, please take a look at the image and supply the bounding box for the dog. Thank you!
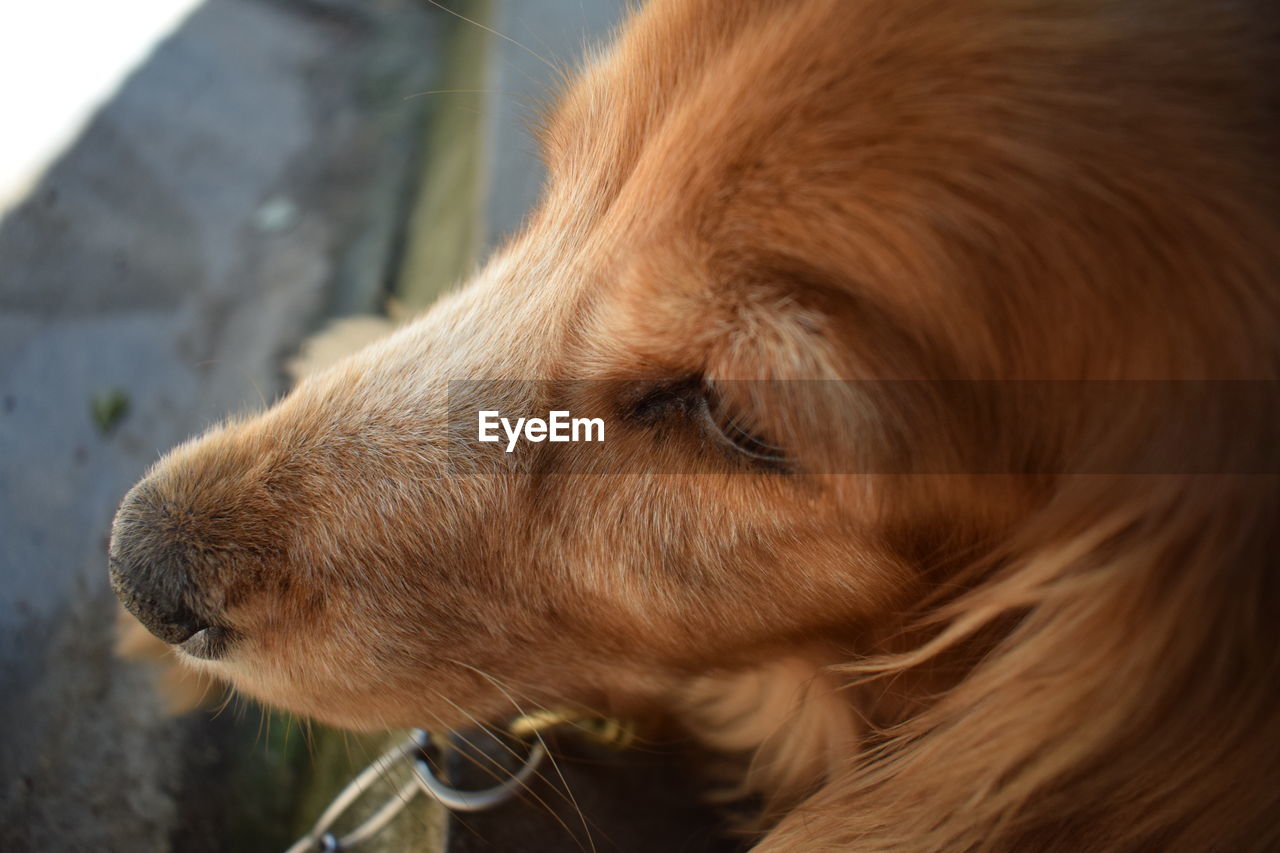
[110,0,1280,849]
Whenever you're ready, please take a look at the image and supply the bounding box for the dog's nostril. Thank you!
[109,486,214,646]
[109,558,209,645]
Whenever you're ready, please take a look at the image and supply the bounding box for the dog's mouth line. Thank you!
[177,624,233,660]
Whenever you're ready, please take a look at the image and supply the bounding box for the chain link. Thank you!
[284,727,543,853]
[283,711,630,853]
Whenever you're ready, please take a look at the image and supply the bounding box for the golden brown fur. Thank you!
[111,0,1280,849]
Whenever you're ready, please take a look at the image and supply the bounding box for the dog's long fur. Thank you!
[111,1,1280,849]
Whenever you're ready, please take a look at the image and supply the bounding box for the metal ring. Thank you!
[284,736,422,853]
[410,728,547,812]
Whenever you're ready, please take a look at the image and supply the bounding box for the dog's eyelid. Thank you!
[700,381,789,466]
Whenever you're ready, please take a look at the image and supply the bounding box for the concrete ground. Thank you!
[480,0,628,253]
[0,0,441,848]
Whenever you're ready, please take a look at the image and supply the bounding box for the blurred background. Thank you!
[0,1,635,850]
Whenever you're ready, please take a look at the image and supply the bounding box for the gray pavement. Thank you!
[0,0,440,848]
[482,0,628,252]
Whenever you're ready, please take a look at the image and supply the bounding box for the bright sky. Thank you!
[0,0,204,218]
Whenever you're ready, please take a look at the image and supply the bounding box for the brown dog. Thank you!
[110,0,1280,849]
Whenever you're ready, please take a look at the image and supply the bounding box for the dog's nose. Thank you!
[108,483,211,645]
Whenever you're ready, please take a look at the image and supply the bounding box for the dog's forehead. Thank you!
[545,0,999,205]
[532,1,1008,333]
[524,4,912,376]
[543,3,851,211]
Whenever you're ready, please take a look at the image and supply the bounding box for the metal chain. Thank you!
[283,712,633,853]
[284,728,543,853]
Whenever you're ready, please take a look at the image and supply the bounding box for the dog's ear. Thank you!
[761,472,1280,851]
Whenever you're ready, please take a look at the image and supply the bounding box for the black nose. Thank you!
[109,484,211,645]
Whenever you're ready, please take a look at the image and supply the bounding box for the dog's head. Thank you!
[111,0,1279,844]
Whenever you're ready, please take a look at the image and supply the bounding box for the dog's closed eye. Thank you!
[621,378,789,470]
[700,381,789,469]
